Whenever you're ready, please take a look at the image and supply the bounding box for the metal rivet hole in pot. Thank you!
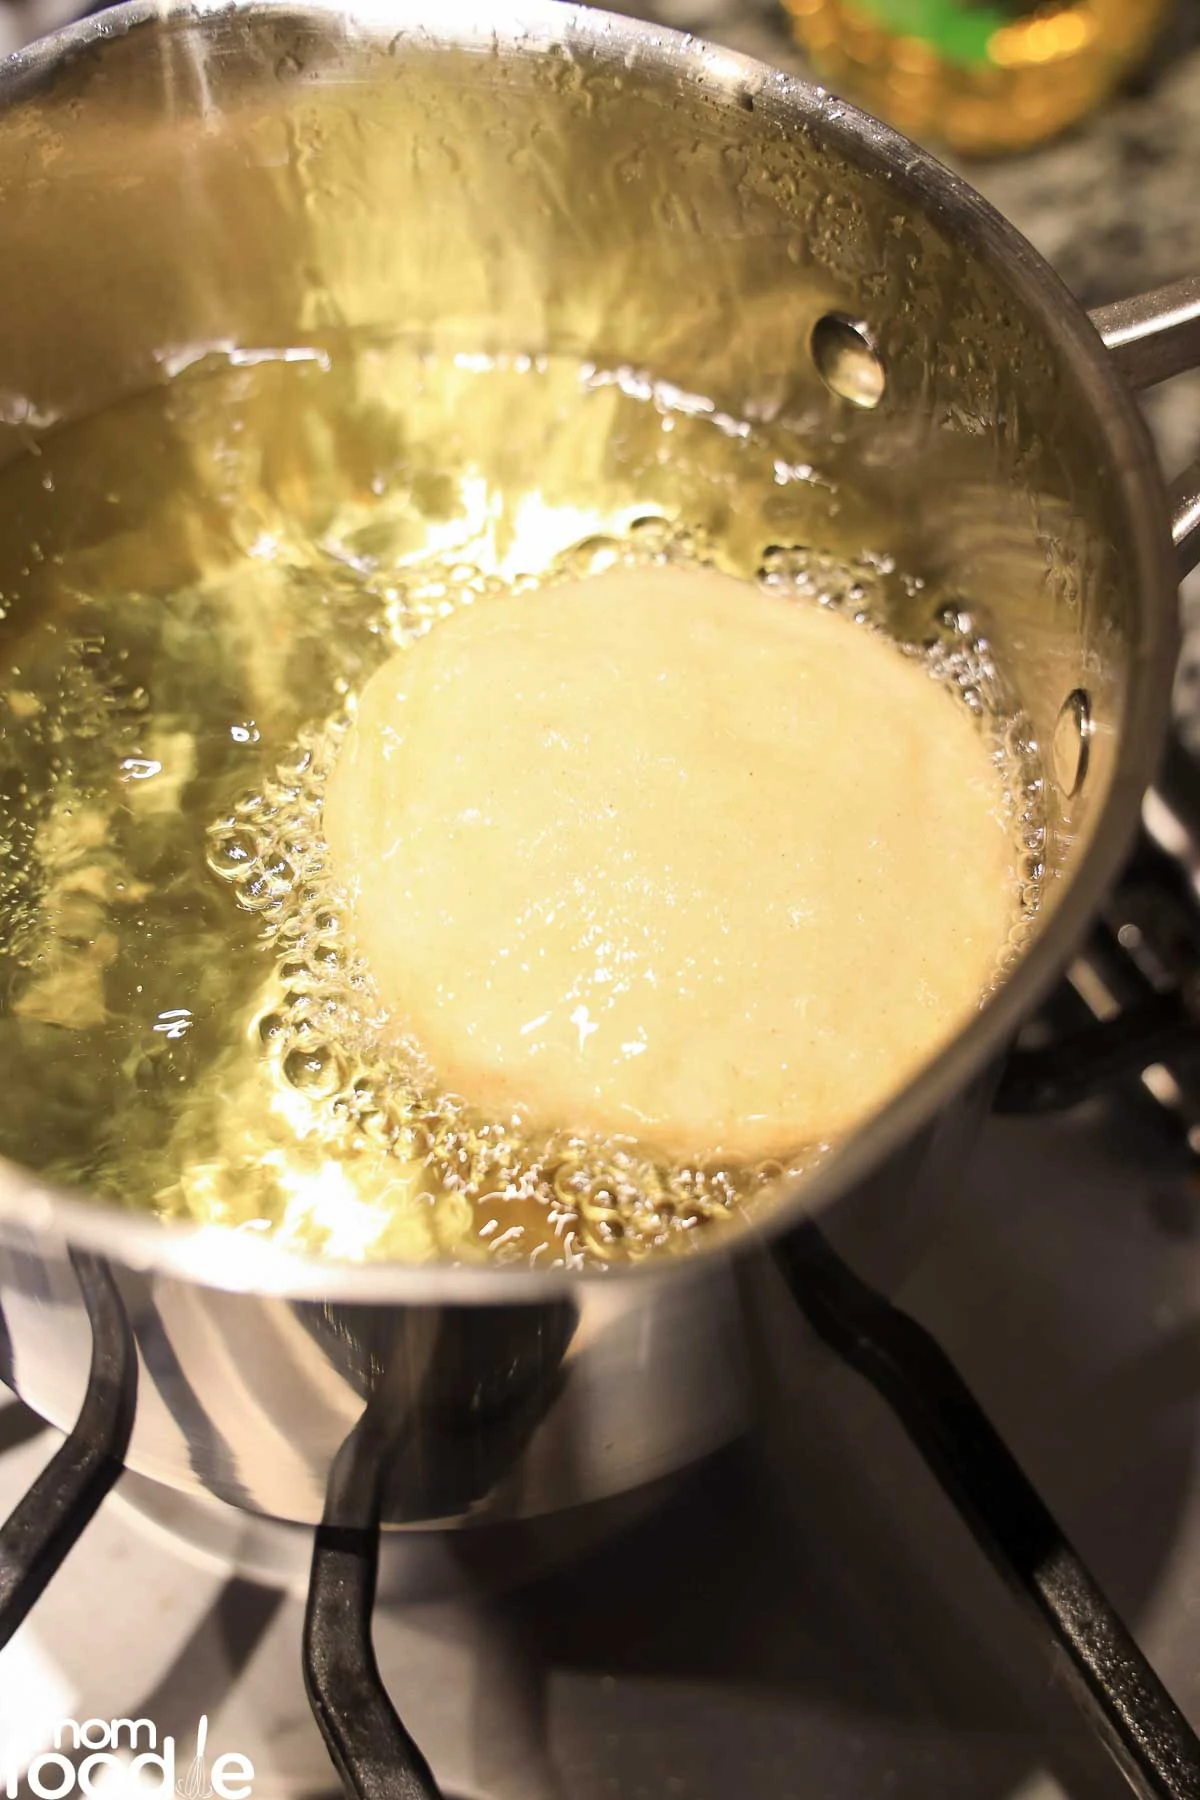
[1053,688,1091,797]
[810,314,886,409]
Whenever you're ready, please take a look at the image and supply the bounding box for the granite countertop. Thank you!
[602,0,1200,715]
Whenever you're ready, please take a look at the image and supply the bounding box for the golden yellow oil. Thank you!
[0,339,1044,1266]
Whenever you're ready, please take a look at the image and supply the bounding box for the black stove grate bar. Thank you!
[304,1522,443,1800]
[776,1221,1200,1800]
[303,1411,443,1800]
[995,983,1200,1114]
[0,1252,137,1651]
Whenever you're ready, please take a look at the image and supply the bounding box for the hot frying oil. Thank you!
[0,340,1045,1266]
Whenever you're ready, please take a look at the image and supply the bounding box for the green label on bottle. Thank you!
[847,0,1024,66]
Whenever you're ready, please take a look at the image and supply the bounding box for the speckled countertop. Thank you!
[602,0,1200,719]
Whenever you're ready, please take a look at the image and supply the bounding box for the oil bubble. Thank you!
[283,1042,345,1097]
[206,826,258,879]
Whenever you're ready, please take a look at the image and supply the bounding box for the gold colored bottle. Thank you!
[780,0,1170,155]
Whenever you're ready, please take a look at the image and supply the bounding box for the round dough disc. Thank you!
[324,564,1015,1161]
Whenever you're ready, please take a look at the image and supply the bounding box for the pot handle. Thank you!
[1089,276,1200,578]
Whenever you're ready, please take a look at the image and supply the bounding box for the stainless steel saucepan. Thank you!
[0,0,1195,1529]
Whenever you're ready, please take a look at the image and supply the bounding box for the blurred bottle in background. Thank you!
[780,0,1171,154]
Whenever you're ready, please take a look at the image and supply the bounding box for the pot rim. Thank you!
[0,0,1178,1303]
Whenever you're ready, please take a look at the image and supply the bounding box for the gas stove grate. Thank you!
[0,1253,135,1645]
[4,823,1200,1800]
[1,1221,1198,1800]
[303,1417,441,1800]
[777,1222,1200,1800]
